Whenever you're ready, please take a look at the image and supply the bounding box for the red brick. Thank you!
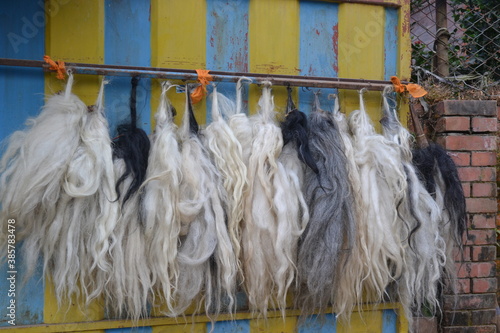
[466,198,497,213]
[450,151,471,166]
[472,278,497,293]
[466,229,497,246]
[457,262,496,278]
[471,309,497,325]
[437,135,497,151]
[437,116,470,132]
[471,152,497,166]
[443,277,471,294]
[443,326,497,333]
[472,183,496,197]
[471,246,496,261]
[458,167,496,182]
[443,293,496,309]
[443,310,471,326]
[471,117,497,132]
[434,100,498,116]
[471,214,496,229]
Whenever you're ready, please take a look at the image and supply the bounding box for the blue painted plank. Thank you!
[104,0,151,135]
[299,1,339,113]
[206,0,249,121]
[384,8,399,80]
[208,319,250,333]
[0,0,45,144]
[106,327,152,333]
[0,1,45,326]
[382,309,398,333]
[298,314,337,333]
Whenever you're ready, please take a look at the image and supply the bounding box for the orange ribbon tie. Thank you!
[390,76,427,98]
[43,55,66,80]
[191,69,213,104]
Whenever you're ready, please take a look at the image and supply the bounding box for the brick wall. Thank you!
[434,100,498,333]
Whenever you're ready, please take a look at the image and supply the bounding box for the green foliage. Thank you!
[450,0,499,80]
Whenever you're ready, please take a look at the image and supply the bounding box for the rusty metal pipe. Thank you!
[0,58,402,91]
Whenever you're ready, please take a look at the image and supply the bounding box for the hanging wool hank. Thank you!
[346,90,406,305]
[203,85,248,285]
[380,87,446,322]
[50,79,119,307]
[175,85,237,318]
[241,82,285,316]
[409,98,467,288]
[141,81,182,314]
[296,92,356,318]
[228,77,253,166]
[271,86,317,316]
[0,74,88,284]
[328,94,366,319]
[107,76,152,321]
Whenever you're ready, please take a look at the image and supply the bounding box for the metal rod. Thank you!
[0,58,400,91]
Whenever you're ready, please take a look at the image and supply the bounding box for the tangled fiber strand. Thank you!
[269,87,313,316]
[241,82,284,316]
[141,82,182,314]
[329,95,367,319]
[175,87,237,318]
[296,93,355,318]
[228,77,253,166]
[203,86,247,283]
[412,143,467,277]
[347,90,406,305]
[113,76,150,205]
[108,159,151,321]
[108,77,152,321]
[380,88,446,322]
[50,79,119,307]
[0,75,87,283]
[281,86,318,175]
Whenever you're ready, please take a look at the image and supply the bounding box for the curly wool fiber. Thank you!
[203,87,247,282]
[380,88,446,321]
[141,82,182,313]
[107,159,151,321]
[113,76,150,205]
[241,82,285,315]
[296,95,356,317]
[0,75,87,279]
[48,80,119,306]
[347,91,406,304]
[228,77,253,166]
[329,95,366,319]
[281,88,318,175]
[175,88,237,317]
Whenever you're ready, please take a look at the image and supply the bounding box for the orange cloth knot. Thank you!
[390,76,427,98]
[43,55,66,80]
[191,69,213,104]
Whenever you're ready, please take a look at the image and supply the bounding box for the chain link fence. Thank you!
[410,0,499,102]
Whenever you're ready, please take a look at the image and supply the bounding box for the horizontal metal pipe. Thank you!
[0,58,399,91]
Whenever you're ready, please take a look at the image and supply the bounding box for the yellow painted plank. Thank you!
[337,3,385,130]
[44,0,104,106]
[248,0,299,115]
[250,316,297,333]
[43,276,104,332]
[337,309,383,333]
[2,303,404,332]
[43,1,104,330]
[150,0,207,127]
[152,323,206,333]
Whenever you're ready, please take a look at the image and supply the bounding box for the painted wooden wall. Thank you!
[0,0,411,332]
